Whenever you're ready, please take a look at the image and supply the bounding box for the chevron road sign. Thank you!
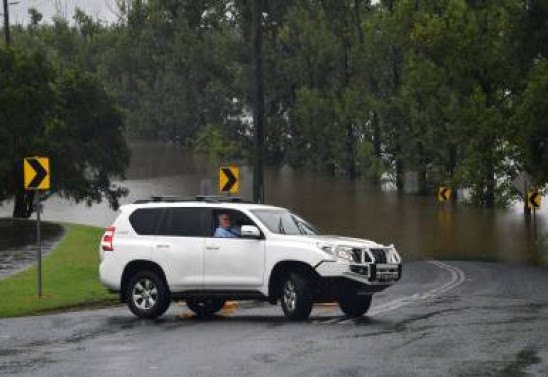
[24,157,50,190]
[219,166,239,194]
[527,190,541,210]
[438,187,452,202]
[23,156,50,298]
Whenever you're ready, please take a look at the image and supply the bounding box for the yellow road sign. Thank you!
[219,166,239,193]
[527,190,541,210]
[438,187,452,202]
[24,157,50,190]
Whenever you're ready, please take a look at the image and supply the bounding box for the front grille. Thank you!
[350,265,369,276]
[369,248,387,263]
[352,248,373,263]
[351,248,362,263]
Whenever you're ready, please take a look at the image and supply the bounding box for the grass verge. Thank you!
[0,223,117,318]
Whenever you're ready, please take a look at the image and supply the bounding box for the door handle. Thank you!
[155,244,170,249]
[206,244,220,250]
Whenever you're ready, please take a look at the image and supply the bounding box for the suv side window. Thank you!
[129,208,163,235]
[210,209,258,238]
[158,207,211,237]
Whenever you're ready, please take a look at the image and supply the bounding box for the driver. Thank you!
[214,213,241,238]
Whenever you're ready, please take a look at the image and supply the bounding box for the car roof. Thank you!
[120,201,287,212]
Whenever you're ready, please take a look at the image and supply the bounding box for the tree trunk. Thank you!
[417,142,428,195]
[418,165,427,195]
[12,189,34,219]
[372,113,381,158]
[396,157,404,191]
[346,124,357,180]
[372,112,382,186]
[484,158,495,207]
[448,144,457,205]
[394,124,404,191]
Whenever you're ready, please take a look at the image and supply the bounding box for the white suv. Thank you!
[99,197,402,320]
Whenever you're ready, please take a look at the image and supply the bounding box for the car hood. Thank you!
[274,234,389,249]
[313,235,389,248]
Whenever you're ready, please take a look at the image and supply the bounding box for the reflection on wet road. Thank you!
[1,261,546,376]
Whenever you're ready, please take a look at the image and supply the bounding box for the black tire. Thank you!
[126,270,170,319]
[280,273,314,320]
[186,297,226,318]
[339,294,372,317]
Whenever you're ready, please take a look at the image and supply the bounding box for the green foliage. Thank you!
[512,59,548,186]
[194,124,243,160]
[0,47,56,203]
[0,47,129,217]
[47,70,130,208]
[4,0,548,207]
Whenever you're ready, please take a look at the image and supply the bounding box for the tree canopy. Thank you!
[0,47,129,217]
[2,0,548,209]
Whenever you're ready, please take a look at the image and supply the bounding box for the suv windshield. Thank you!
[251,210,320,235]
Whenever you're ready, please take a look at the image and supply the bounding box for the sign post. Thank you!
[512,171,533,214]
[23,157,50,297]
[35,192,42,296]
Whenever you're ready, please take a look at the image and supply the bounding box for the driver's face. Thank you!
[219,214,231,229]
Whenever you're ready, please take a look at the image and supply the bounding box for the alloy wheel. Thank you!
[132,278,158,310]
[283,280,297,312]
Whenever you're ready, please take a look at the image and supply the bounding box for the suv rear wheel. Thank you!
[186,298,226,318]
[339,294,372,317]
[280,273,314,320]
[127,270,170,319]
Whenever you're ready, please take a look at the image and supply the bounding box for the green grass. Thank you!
[0,223,117,318]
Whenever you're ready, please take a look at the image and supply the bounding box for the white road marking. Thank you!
[319,260,467,325]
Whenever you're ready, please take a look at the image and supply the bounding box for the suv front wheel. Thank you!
[127,270,170,319]
[280,273,314,320]
[339,294,372,317]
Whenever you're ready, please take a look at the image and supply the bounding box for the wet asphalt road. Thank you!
[1,261,547,377]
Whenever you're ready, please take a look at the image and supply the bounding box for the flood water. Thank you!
[0,219,64,279]
[1,140,547,266]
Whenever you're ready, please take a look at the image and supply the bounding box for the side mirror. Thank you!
[240,225,261,239]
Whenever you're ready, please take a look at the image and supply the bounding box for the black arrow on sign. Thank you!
[28,158,48,188]
[440,188,449,201]
[221,168,237,192]
[529,192,540,209]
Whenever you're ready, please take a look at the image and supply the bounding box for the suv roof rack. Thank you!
[133,195,254,204]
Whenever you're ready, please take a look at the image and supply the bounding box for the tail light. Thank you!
[101,227,115,251]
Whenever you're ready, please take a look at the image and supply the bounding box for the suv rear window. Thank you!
[157,208,211,237]
[129,208,163,235]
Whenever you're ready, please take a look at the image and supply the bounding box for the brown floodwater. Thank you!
[0,140,546,266]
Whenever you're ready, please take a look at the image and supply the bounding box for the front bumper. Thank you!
[313,261,401,300]
[315,260,402,285]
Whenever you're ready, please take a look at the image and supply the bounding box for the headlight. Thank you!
[317,242,354,262]
[333,246,353,262]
